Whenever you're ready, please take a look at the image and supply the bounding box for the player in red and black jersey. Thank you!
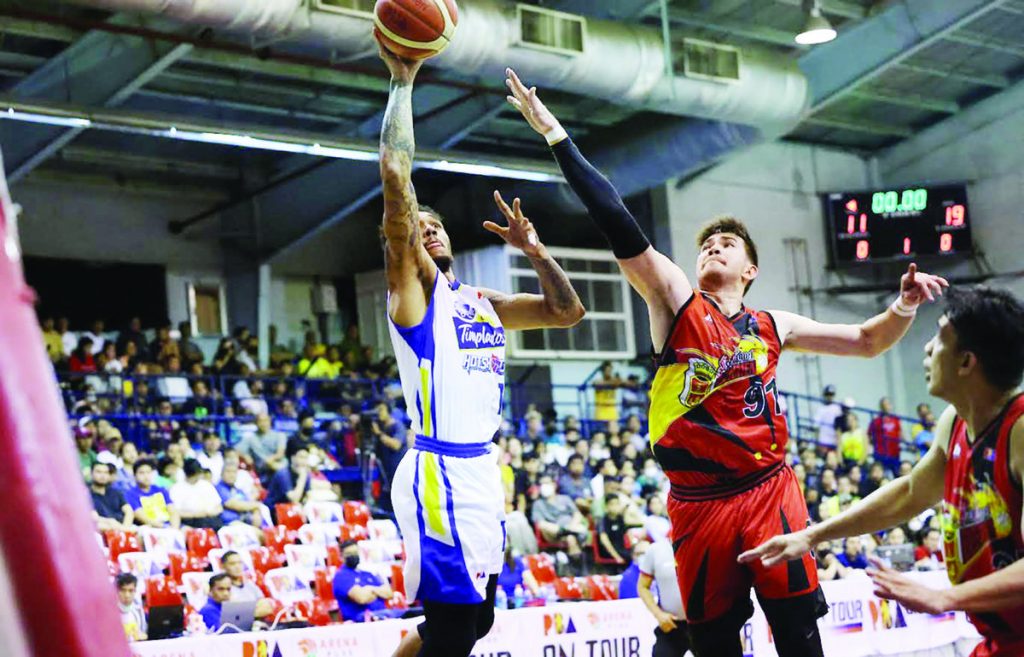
[744,287,1024,656]
[505,69,948,656]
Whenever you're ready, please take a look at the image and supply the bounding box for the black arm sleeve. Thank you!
[550,137,651,260]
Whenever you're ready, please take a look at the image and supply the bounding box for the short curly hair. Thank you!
[696,215,759,293]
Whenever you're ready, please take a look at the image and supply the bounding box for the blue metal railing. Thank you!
[59,372,924,456]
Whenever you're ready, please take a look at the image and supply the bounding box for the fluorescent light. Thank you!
[423,159,562,183]
[5,108,91,128]
[0,106,559,182]
[795,5,837,45]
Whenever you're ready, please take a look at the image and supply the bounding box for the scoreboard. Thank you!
[824,184,972,266]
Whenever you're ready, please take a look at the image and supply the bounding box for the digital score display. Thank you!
[825,184,973,266]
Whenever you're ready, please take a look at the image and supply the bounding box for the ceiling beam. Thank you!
[799,0,1008,113]
[803,116,914,138]
[0,16,193,182]
[262,90,510,262]
[538,0,658,20]
[878,76,1024,179]
[665,8,800,48]
[944,31,1024,58]
[848,89,960,114]
[772,0,867,20]
[895,62,1010,88]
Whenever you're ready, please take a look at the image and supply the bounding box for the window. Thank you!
[508,247,634,360]
[188,284,226,337]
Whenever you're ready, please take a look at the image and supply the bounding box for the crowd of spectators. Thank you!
[50,317,947,638]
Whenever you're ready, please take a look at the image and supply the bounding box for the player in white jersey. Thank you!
[376,42,584,657]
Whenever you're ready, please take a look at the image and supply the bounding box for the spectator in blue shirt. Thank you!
[200,573,233,631]
[496,546,539,602]
[618,540,649,599]
[836,535,869,569]
[125,459,180,529]
[216,461,262,526]
[264,442,312,512]
[332,540,392,622]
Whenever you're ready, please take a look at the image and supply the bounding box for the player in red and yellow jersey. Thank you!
[744,287,1024,656]
[505,69,948,656]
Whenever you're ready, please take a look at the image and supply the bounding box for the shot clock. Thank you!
[824,184,972,266]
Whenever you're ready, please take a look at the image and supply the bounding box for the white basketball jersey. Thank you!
[387,272,506,444]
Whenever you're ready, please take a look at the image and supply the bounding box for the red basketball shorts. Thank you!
[667,465,818,624]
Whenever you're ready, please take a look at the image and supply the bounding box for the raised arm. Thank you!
[868,413,1024,616]
[377,40,434,328]
[479,191,584,330]
[505,68,690,346]
[772,263,948,356]
[739,404,955,568]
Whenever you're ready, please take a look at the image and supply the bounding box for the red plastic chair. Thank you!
[252,571,272,598]
[326,544,342,569]
[554,577,584,600]
[168,552,205,585]
[390,563,406,598]
[313,567,337,612]
[185,528,220,560]
[586,575,618,601]
[343,501,370,528]
[275,504,305,532]
[250,546,282,575]
[534,524,569,551]
[145,576,183,611]
[339,524,369,542]
[262,525,295,556]
[525,554,557,585]
[292,600,331,627]
[105,530,142,562]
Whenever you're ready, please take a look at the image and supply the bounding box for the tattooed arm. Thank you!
[479,191,585,330]
[377,41,434,327]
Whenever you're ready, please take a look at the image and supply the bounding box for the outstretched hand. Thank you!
[484,190,544,258]
[737,528,813,569]
[375,32,422,83]
[867,556,952,614]
[900,263,949,305]
[505,68,561,136]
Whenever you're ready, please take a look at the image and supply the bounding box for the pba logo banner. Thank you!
[543,612,578,636]
[868,599,908,631]
[241,640,281,657]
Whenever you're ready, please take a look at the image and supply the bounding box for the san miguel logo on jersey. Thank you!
[675,334,769,411]
[452,301,506,351]
[942,471,1014,583]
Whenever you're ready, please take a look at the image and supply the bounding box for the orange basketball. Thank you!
[374,0,459,61]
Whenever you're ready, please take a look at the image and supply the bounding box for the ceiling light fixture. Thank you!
[795,0,837,45]
[0,104,562,184]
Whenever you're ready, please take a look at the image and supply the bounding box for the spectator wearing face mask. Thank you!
[532,474,589,566]
[332,540,392,622]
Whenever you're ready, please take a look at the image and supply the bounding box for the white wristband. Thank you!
[891,296,919,318]
[544,125,568,146]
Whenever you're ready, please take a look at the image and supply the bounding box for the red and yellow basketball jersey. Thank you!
[942,394,1024,644]
[649,292,789,501]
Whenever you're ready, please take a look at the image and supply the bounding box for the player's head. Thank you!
[924,286,1024,399]
[419,205,453,273]
[694,216,759,295]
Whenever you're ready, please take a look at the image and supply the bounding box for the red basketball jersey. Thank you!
[942,394,1024,644]
[648,292,789,500]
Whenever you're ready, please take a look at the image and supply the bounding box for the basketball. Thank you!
[374,0,459,61]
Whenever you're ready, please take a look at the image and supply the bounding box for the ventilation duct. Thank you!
[68,0,809,131]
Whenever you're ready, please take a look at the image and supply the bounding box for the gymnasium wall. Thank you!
[879,93,1024,411]
[664,142,916,413]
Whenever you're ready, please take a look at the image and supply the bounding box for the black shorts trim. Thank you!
[670,461,784,502]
